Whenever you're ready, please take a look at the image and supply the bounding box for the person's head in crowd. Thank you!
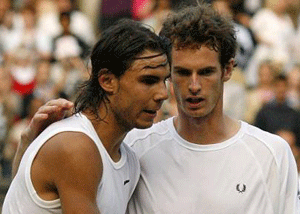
[257,60,275,87]
[0,0,11,24]
[74,18,172,129]
[287,64,300,91]
[21,5,37,29]
[0,65,12,94]
[59,12,71,35]
[273,73,288,104]
[211,0,233,18]
[35,59,52,85]
[12,47,35,67]
[265,0,291,14]
[56,0,75,13]
[151,0,172,12]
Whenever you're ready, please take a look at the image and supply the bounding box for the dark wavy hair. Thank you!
[74,19,172,119]
[159,2,237,68]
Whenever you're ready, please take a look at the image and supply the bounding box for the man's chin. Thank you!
[135,121,154,130]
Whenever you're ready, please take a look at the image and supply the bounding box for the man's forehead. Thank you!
[171,45,219,59]
[132,51,169,67]
[127,51,170,75]
[134,49,168,60]
[134,52,166,60]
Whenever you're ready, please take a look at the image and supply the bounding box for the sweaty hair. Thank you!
[159,2,237,68]
[74,19,172,119]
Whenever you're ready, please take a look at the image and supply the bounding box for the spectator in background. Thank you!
[0,0,10,25]
[51,53,89,101]
[0,65,21,124]
[142,0,172,34]
[52,12,91,61]
[18,5,39,54]
[132,0,153,21]
[245,60,275,124]
[9,48,37,119]
[212,0,255,70]
[254,73,300,147]
[0,2,23,63]
[33,59,57,102]
[286,64,300,110]
[229,0,261,30]
[36,0,95,59]
[1,4,41,63]
[4,94,45,182]
[240,0,264,16]
[0,66,21,180]
[293,6,300,64]
[245,0,295,87]
[99,0,132,32]
[0,0,10,63]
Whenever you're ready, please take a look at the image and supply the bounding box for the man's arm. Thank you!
[31,131,102,213]
[12,98,74,177]
[278,140,300,213]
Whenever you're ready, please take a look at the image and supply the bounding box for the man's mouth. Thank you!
[186,97,204,104]
[144,110,157,115]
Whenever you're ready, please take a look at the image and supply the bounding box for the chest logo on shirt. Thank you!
[236,184,246,193]
[124,180,130,185]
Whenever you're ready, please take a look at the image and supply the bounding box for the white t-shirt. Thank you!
[2,113,140,214]
[125,118,299,214]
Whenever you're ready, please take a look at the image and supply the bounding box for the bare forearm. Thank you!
[12,134,31,177]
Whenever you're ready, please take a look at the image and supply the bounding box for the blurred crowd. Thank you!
[0,0,300,183]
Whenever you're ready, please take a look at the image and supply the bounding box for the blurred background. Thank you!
[0,0,300,209]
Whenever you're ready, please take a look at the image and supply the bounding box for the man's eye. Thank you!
[200,69,213,75]
[175,69,190,76]
[142,78,158,85]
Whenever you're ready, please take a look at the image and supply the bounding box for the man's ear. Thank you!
[223,59,235,82]
[98,68,118,94]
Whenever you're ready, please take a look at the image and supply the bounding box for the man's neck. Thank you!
[174,113,240,145]
[83,110,128,162]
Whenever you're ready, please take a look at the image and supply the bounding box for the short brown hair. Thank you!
[160,2,237,68]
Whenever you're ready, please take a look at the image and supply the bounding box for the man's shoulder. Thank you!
[241,121,291,156]
[243,122,285,142]
[31,114,99,157]
[43,114,88,132]
[43,131,99,161]
[124,118,173,155]
[125,118,171,142]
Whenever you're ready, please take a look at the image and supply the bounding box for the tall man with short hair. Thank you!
[125,4,298,213]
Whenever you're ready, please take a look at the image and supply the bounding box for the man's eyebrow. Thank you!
[173,66,190,71]
[173,66,216,71]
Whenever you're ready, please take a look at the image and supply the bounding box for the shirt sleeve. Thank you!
[278,140,299,213]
